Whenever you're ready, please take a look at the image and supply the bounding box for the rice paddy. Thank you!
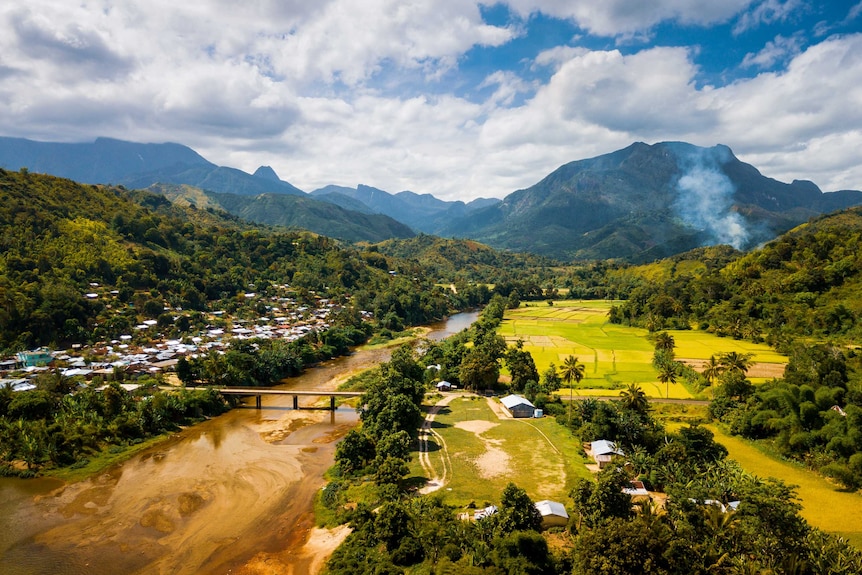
[497,300,787,398]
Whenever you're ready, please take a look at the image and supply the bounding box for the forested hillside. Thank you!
[373,234,557,285]
[609,208,862,344]
[0,169,462,351]
[605,207,862,493]
[153,183,416,243]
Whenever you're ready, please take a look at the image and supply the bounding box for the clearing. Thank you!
[412,393,590,507]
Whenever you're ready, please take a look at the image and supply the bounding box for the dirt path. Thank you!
[418,393,457,494]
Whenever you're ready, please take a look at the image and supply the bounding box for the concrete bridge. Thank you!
[212,387,362,410]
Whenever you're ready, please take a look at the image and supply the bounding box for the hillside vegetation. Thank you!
[0,169,461,351]
[610,207,862,343]
[154,183,416,243]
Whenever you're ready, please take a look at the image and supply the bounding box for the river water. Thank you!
[0,312,477,575]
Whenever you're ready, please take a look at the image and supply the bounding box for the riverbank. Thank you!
[0,312,482,575]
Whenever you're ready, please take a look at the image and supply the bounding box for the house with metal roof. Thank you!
[590,439,624,468]
[500,394,536,418]
[535,500,569,528]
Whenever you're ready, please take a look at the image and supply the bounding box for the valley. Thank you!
[2,161,862,574]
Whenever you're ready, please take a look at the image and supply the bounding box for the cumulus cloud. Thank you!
[535,47,716,134]
[0,1,860,201]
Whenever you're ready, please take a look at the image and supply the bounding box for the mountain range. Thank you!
[2,135,860,262]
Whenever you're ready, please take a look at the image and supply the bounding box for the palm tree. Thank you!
[619,383,650,414]
[657,362,678,399]
[718,351,753,375]
[560,355,585,426]
[653,332,675,354]
[701,355,724,386]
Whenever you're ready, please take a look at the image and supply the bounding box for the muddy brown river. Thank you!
[0,313,476,575]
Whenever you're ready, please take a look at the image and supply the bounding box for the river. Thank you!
[0,312,477,575]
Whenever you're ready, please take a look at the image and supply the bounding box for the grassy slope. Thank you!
[709,425,862,547]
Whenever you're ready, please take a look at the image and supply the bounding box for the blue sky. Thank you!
[1,1,861,200]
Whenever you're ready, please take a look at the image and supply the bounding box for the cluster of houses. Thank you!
[458,406,738,527]
[0,292,362,393]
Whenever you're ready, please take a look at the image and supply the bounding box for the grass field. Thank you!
[408,395,591,509]
[708,425,862,548]
[498,300,787,398]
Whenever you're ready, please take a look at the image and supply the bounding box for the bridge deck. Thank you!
[195,386,362,410]
[214,388,361,397]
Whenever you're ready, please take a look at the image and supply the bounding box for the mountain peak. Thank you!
[253,165,281,182]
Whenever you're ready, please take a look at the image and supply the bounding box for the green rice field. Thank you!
[498,300,787,398]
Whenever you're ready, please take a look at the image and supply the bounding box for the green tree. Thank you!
[560,355,586,425]
[569,466,633,530]
[701,355,724,386]
[619,383,650,415]
[335,429,376,474]
[657,362,678,399]
[498,482,543,533]
[459,349,500,391]
[505,340,539,393]
[653,332,675,356]
[718,351,754,375]
[573,516,672,575]
[540,362,561,392]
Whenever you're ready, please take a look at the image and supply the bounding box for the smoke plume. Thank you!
[672,146,749,249]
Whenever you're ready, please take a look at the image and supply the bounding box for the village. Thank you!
[0,282,363,394]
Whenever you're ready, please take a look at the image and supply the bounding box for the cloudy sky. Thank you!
[1,1,861,200]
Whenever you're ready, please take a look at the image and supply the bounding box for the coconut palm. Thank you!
[657,362,678,399]
[653,332,675,354]
[619,383,650,414]
[718,351,754,375]
[701,355,724,386]
[560,355,585,425]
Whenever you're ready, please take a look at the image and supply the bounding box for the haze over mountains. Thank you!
[1,136,860,262]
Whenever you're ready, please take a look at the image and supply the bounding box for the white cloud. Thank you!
[741,33,805,68]
[712,34,862,190]
[0,1,860,203]
[478,71,534,107]
[504,0,753,36]
[733,0,805,35]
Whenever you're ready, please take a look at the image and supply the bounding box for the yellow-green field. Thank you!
[409,395,590,508]
[498,300,786,398]
[708,425,862,548]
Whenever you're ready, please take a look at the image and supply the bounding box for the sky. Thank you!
[1,1,861,201]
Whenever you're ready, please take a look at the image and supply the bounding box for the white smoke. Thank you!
[673,148,749,249]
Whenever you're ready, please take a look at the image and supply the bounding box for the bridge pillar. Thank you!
[255,395,262,409]
[330,395,336,411]
[293,395,299,410]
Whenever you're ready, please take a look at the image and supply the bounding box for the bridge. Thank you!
[211,387,362,410]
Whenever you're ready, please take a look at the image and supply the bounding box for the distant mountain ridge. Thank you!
[0,136,304,196]
[150,184,415,243]
[311,184,500,233]
[436,142,862,262]
[2,136,860,262]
